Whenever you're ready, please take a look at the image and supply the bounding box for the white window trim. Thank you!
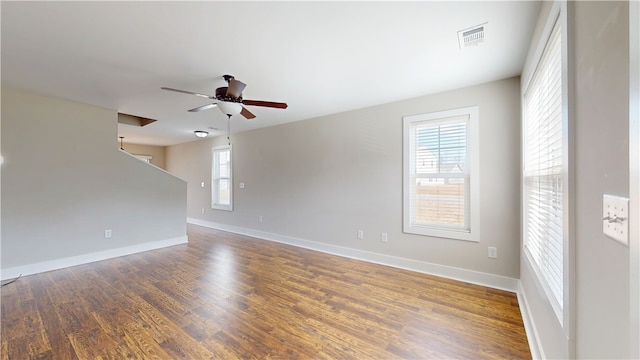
[403,106,480,242]
[211,145,233,211]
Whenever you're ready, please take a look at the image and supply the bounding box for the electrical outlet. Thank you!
[488,246,497,259]
[201,208,205,214]
[357,230,364,240]
[104,229,112,238]
[381,233,388,243]
[201,182,205,188]
[259,215,263,223]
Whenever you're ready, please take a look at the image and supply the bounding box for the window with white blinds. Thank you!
[523,22,564,318]
[212,145,232,211]
[403,106,479,242]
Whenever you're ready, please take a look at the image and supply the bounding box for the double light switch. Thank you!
[602,194,629,246]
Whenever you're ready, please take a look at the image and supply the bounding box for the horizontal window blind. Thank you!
[523,23,563,313]
[410,116,469,230]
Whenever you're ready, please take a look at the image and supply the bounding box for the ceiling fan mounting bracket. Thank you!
[223,74,235,83]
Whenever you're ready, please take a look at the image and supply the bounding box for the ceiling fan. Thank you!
[161,75,288,119]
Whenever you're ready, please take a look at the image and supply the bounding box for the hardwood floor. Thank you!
[1,224,531,359]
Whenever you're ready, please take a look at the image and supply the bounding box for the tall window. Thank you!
[403,106,479,242]
[523,21,564,320]
[212,145,232,211]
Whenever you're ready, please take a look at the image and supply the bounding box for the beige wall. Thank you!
[167,77,522,280]
[1,87,187,271]
[120,143,167,169]
[573,1,630,358]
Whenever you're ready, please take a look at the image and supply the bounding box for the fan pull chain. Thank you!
[227,114,231,145]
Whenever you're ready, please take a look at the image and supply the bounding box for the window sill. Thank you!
[403,224,478,242]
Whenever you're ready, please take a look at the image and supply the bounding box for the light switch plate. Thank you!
[602,194,629,246]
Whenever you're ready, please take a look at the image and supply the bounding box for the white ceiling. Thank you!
[1,1,541,146]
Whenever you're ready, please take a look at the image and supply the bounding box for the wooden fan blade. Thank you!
[188,103,218,112]
[240,106,257,119]
[161,87,214,99]
[242,99,288,109]
[226,79,247,98]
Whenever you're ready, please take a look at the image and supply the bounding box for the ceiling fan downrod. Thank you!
[227,114,231,146]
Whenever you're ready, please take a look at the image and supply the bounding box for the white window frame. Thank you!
[521,1,572,333]
[403,106,480,242]
[212,145,233,211]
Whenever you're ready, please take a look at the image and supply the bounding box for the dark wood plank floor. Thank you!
[1,224,531,359]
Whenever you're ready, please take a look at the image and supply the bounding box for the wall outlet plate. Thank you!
[602,194,629,246]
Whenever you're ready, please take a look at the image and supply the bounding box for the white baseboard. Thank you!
[0,236,188,281]
[187,218,519,292]
[517,281,544,359]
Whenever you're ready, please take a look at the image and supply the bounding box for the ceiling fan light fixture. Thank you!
[194,130,209,138]
[217,101,242,116]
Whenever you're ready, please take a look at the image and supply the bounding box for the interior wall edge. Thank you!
[629,0,640,357]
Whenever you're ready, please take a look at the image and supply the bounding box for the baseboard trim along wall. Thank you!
[517,282,544,360]
[0,236,188,281]
[187,218,520,293]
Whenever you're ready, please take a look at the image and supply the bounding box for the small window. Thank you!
[212,145,232,211]
[403,106,479,241]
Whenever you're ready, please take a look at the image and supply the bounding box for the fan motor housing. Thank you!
[215,87,243,103]
[215,87,227,97]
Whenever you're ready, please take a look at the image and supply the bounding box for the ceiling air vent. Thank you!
[458,23,487,50]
